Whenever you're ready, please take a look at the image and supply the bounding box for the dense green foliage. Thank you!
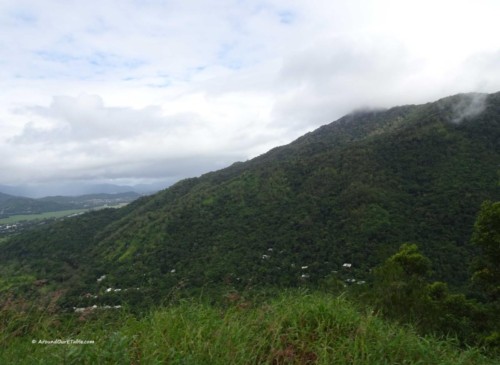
[369,243,495,348]
[470,201,500,348]
[0,208,129,298]
[471,201,500,301]
[1,291,497,364]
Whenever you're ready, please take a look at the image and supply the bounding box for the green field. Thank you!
[0,203,130,225]
[0,209,88,224]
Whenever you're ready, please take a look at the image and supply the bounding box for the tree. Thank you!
[471,201,500,301]
[372,244,485,345]
[372,243,431,321]
[471,201,500,350]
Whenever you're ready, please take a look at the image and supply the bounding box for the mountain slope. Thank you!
[1,92,499,306]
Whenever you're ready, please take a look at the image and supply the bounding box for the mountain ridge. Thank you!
[87,92,500,290]
[0,182,167,199]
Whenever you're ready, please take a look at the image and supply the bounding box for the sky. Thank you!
[1,0,500,193]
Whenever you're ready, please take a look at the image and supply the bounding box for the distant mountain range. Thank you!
[0,181,169,199]
[1,92,499,309]
[0,191,141,218]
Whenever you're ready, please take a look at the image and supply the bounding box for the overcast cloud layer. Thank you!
[1,0,500,191]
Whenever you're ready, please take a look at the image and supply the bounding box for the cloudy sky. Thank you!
[1,0,500,192]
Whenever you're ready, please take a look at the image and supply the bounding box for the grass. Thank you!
[1,290,496,364]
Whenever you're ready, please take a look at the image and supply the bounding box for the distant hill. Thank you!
[0,191,140,218]
[0,192,69,218]
[1,92,499,307]
[0,182,166,198]
[37,192,141,208]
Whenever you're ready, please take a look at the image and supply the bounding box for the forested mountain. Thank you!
[1,92,499,308]
[0,192,68,218]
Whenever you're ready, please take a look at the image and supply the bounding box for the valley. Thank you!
[0,192,140,238]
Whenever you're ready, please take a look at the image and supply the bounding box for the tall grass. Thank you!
[1,290,496,364]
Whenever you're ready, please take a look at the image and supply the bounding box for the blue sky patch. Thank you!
[9,9,37,25]
[277,10,295,24]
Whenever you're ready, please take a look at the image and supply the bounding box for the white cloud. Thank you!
[0,0,499,189]
[271,36,422,129]
[13,94,197,143]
